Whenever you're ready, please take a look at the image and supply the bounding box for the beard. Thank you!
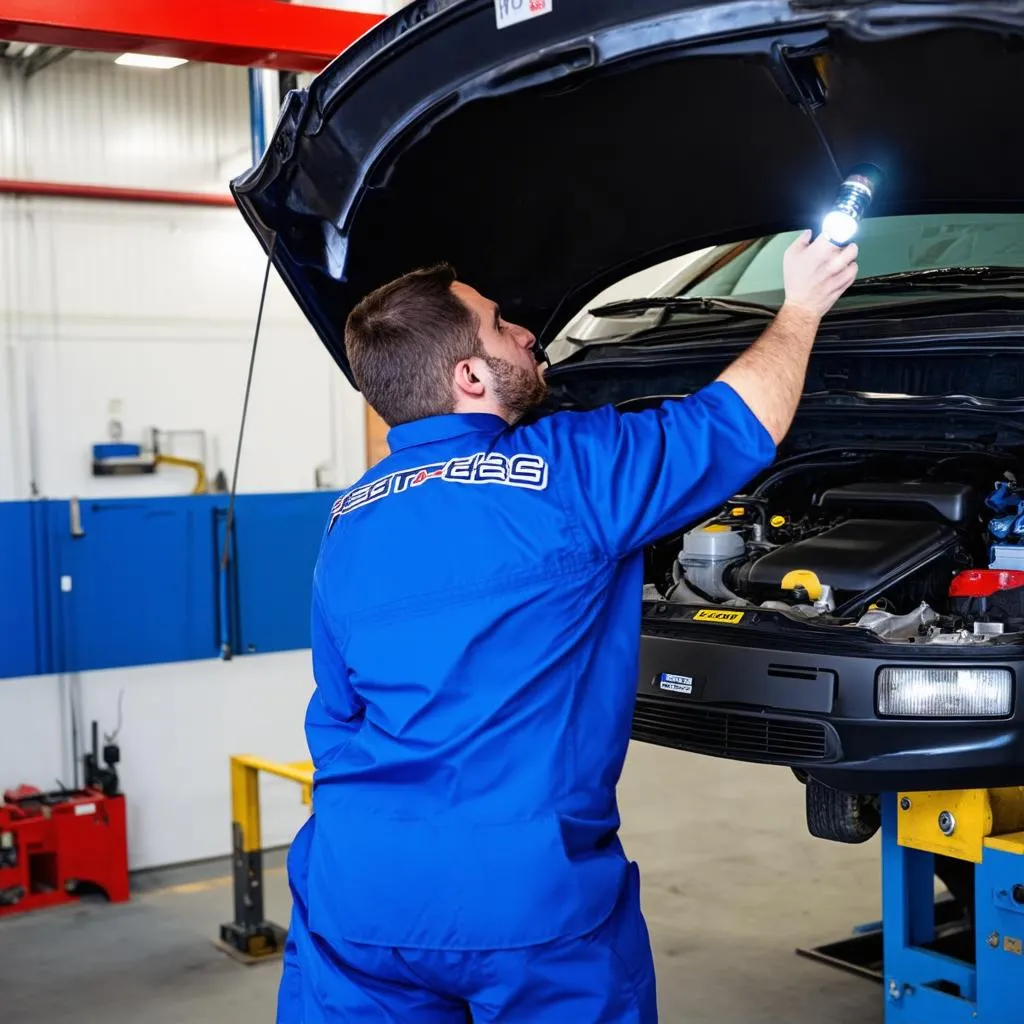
[485,354,549,422]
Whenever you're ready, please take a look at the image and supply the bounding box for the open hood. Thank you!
[231,0,1024,387]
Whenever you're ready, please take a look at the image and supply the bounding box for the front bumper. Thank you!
[633,615,1024,793]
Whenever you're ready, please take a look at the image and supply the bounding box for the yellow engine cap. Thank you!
[730,507,745,517]
[770,514,787,528]
[702,524,731,533]
[780,569,823,601]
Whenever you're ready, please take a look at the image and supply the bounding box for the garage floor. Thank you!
[1,744,882,1023]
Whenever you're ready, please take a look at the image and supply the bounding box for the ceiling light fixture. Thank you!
[114,53,189,70]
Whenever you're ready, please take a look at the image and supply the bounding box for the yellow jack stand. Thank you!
[215,755,313,965]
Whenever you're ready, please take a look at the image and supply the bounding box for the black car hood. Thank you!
[231,0,1024,387]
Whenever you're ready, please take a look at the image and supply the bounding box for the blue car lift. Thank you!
[799,788,1024,1022]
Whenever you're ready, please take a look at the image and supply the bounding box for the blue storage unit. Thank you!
[230,492,334,656]
[0,502,51,678]
[50,497,222,673]
[0,491,336,679]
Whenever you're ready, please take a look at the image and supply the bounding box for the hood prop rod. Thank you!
[771,42,843,183]
[219,235,277,660]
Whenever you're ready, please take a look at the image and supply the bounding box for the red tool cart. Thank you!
[0,722,129,917]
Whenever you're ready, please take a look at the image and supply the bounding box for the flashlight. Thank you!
[821,164,882,246]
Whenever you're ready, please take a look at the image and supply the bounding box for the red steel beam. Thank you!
[0,178,236,206]
[0,0,384,72]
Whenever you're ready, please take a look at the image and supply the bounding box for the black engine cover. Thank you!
[741,519,958,600]
[816,480,977,526]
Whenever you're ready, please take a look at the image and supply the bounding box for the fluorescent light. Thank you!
[877,667,1013,718]
[115,53,188,70]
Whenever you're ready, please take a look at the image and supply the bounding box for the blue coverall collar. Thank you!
[387,413,508,452]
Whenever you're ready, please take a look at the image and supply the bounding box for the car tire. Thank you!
[805,777,880,844]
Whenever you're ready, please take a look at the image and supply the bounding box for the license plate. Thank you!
[659,673,693,695]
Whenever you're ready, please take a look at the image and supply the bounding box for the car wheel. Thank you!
[805,777,880,844]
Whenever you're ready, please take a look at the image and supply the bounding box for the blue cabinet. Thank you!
[0,502,50,678]
[51,497,221,672]
[0,491,335,678]
[230,493,334,656]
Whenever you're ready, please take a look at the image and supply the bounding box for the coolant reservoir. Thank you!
[674,523,747,604]
[676,524,746,603]
[680,524,745,563]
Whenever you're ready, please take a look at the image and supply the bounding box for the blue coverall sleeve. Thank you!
[560,380,777,557]
[306,589,365,764]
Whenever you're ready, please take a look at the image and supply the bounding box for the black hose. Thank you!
[753,455,870,499]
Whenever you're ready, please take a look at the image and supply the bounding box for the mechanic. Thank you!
[277,229,858,1024]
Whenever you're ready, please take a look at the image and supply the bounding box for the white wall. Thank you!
[0,55,366,869]
[0,198,365,499]
[0,57,366,501]
[1,657,316,866]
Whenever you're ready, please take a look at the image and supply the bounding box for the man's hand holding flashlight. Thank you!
[781,230,859,321]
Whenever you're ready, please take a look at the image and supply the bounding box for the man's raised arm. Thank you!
[717,230,859,444]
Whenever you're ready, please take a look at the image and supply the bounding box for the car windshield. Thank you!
[549,211,1024,363]
[681,212,1024,307]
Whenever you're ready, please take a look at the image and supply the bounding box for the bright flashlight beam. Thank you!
[821,164,882,246]
[821,210,859,246]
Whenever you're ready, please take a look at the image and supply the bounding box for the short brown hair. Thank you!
[344,263,482,427]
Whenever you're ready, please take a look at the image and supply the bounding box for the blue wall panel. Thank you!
[231,492,334,656]
[0,491,335,679]
[50,497,222,673]
[0,502,49,678]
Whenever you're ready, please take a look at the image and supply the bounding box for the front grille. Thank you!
[631,694,834,762]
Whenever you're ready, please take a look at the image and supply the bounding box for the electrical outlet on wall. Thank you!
[107,399,124,442]
[315,464,336,490]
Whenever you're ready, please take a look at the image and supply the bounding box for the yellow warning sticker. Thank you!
[1005,936,1022,955]
[693,609,745,624]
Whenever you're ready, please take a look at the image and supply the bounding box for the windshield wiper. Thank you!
[847,265,1024,294]
[588,295,776,321]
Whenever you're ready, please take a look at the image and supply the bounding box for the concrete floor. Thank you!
[1,743,883,1023]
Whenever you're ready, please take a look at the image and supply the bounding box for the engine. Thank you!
[734,517,961,611]
[647,471,1024,643]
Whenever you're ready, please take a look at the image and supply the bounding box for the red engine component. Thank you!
[0,787,130,917]
[949,569,1024,597]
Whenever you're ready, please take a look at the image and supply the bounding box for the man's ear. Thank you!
[453,358,487,400]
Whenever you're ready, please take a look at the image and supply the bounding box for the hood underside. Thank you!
[231,1,1024,386]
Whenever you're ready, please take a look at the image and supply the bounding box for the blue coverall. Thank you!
[277,380,776,1023]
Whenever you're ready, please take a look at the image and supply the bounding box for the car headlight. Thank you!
[877,667,1013,718]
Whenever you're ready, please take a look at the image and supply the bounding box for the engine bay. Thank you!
[643,447,1024,644]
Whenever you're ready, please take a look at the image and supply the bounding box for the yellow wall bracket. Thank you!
[154,453,208,494]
